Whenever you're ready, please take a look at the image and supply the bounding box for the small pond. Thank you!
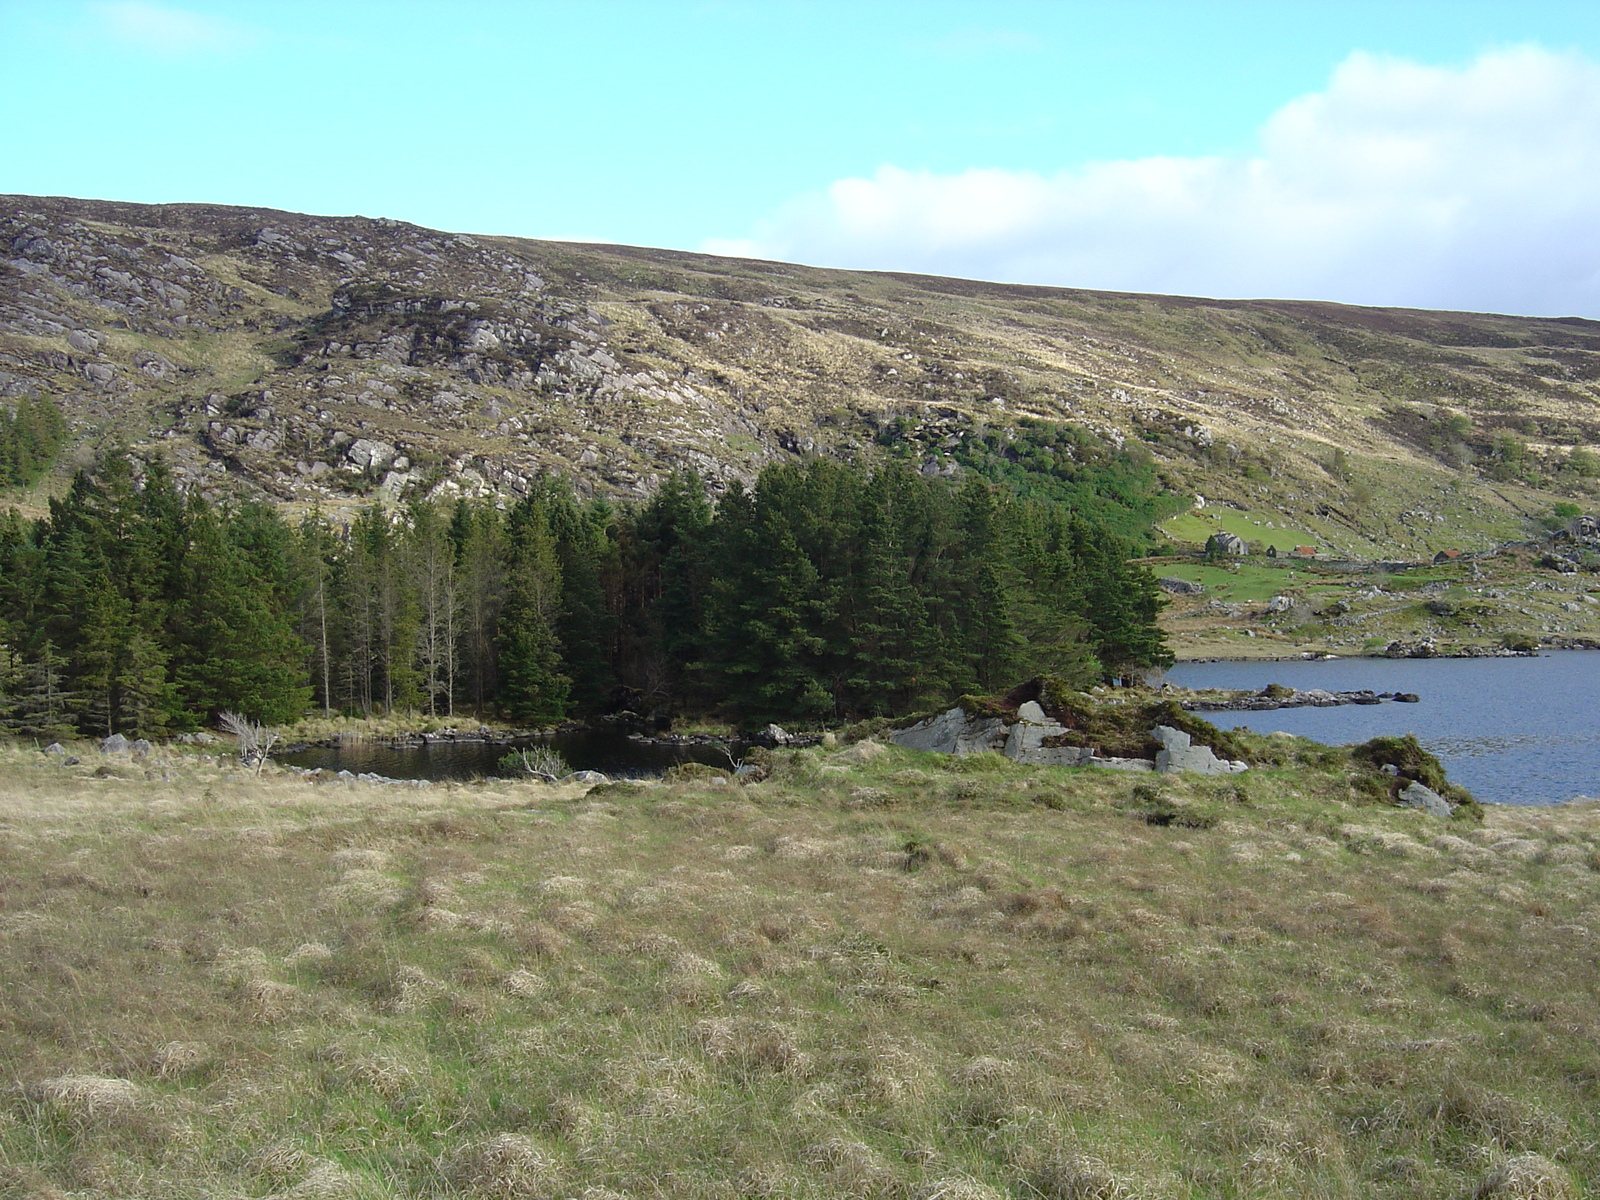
[279,728,744,782]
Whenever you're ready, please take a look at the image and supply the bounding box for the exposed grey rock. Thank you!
[1034,745,1095,767]
[1398,780,1453,817]
[1158,576,1205,595]
[1152,725,1247,776]
[562,769,609,784]
[66,329,100,352]
[135,352,173,379]
[1003,700,1069,762]
[345,438,396,470]
[1267,594,1293,613]
[763,723,793,747]
[130,738,153,756]
[99,733,131,755]
[891,707,1008,755]
[43,742,66,755]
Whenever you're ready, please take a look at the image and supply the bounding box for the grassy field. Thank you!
[1155,553,1600,660]
[1159,513,1325,556]
[2,735,1597,1199]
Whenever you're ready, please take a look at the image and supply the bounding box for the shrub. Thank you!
[664,761,732,784]
[1351,734,1476,807]
[498,745,571,780]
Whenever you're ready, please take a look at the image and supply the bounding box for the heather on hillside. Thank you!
[0,454,1170,735]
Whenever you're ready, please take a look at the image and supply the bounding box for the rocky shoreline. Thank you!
[1181,687,1420,713]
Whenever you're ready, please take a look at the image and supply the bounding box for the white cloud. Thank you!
[92,2,257,55]
[704,47,1600,317]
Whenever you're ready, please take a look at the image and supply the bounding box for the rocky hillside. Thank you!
[4,194,1600,557]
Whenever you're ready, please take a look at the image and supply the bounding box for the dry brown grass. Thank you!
[1,740,1598,1197]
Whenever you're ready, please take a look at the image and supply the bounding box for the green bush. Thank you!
[1351,733,1477,810]
[664,761,732,784]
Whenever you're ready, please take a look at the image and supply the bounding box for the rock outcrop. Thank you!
[890,702,1242,775]
[1151,725,1248,776]
[1397,779,1455,818]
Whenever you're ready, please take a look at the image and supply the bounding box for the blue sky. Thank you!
[6,1,1600,315]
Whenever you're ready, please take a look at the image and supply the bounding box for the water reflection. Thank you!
[279,728,742,782]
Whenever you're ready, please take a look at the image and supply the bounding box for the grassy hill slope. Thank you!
[4,195,1600,562]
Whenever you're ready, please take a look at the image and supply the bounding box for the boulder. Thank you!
[1152,725,1248,776]
[43,742,66,756]
[345,438,397,471]
[1398,780,1453,818]
[1267,594,1293,613]
[1003,700,1068,760]
[99,733,131,755]
[891,707,1008,756]
[129,738,153,757]
[562,770,609,785]
[1157,576,1205,595]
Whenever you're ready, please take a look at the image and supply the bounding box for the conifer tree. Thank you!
[177,506,309,724]
[452,499,504,715]
[846,467,932,714]
[545,487,616,715]
[407,499,461,718]
[5,639,75,740]
[496,497,568,724]
[291,510,341,717]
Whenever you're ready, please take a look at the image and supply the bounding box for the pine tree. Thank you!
[706,478,831,723]
[546,488,616,715]
[5,639,76,740]
[943,478,1023,693]
[406,499,461,718]
[452,499,504,716]
[177,506,310,724]
[291,510,341,717]
[496,497,568,725]
[846,468,932,714]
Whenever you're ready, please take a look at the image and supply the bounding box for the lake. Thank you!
[1168,653,1600,806]
[281,655,1598,805]
[279,728,744,782]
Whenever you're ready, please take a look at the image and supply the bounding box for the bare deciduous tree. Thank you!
[219,711,280,776]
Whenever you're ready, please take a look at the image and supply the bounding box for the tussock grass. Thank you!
[1,740,1598,1197]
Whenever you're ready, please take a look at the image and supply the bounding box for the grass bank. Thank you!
[1,739,1597,1198]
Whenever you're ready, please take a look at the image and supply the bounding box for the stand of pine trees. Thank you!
[0,453,1171,736]
[0,396,69,491]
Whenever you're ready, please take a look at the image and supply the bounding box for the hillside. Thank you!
[5,194,1600,566]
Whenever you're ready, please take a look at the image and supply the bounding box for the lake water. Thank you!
[280,656,1598,805]
[1168,653,1600,806]
[279,728,743,782]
